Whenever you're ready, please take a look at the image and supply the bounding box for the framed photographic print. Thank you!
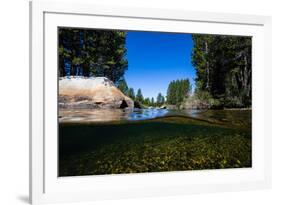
[30,0,272,204]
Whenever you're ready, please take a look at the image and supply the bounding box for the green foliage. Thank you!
[166,79,191,108]
[184,90,220,109]
[117,78,129,95]
[143,98,151,106]
[192,34,252,108]
[156,93,165,106]
[136,89,144,103]
[151,97,155,106]
[127,88,135,100]
[59,28,128,83]
[141,95,165,107]
[195,91,220,106]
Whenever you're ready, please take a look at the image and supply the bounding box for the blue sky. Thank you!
[124,31,196,99]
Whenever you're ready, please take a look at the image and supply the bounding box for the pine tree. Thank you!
[191,34,252,107]
[117,78,129,95]
[151,97,155,106]
[58,28,128,83]
[166,79,191,108]
[143,98,151,105]
[136,89,144,103]
[127,88,135,100]
[156,93,165,106]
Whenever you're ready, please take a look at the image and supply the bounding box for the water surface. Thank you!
[59,108,251,129]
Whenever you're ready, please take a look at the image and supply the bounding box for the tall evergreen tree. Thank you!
[58,28,128,83]
[136,89,144,103]
[151,97,155,106]
[156,93,165,106]
[166,79,191,107]
[192,34,252,107]
[127,88,135,100]
[117,78,129,95]
[143,98,151,105]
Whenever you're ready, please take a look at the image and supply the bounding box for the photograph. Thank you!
[58,28,252,177]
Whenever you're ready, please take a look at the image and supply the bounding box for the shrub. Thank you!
[182,91,220,109]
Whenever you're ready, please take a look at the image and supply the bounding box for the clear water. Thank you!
[59,108,251,129]
[59,108,251,176]
[59,108,203,122]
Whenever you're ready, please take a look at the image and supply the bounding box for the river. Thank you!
[59,108,251,129]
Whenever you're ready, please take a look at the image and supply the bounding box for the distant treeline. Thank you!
[117,79,165,107]
[58,28,128,83]
[192,34,252,108]
[118,78,192,109]
[166,79,191,108]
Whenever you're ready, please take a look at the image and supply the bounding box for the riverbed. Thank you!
[59,109,251,176]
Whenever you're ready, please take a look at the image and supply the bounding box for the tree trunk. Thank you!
[205,41,210,90]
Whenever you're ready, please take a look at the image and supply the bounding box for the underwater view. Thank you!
[59,109,251,176]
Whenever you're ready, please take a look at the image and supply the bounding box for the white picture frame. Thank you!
[29,0,272,204]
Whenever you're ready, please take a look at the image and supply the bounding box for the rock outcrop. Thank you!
[59,76,134,109]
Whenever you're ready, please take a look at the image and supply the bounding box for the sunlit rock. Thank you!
[59,76,134,109]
